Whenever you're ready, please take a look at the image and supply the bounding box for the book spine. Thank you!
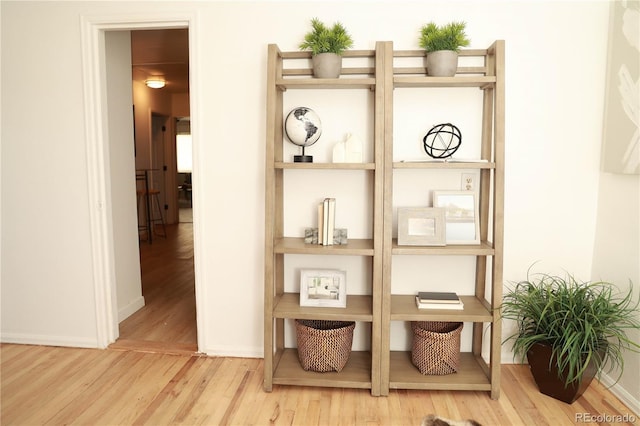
[323,198,329,245]
[317,202,324,245]
[415,296,464,310]
[326,198,335,246]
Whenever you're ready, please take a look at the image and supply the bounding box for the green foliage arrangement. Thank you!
[299,18,354,56]
[500,268,640,387]
[419,21,470,53]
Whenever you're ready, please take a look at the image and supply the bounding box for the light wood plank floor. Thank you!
[111,222,198,354]
[2,220,636,425]
[1,343,636,425]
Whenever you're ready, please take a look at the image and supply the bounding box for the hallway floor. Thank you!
[111,221,197,355]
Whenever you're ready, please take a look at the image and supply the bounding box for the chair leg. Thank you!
[150,192,167,238]
[137,191,149,241]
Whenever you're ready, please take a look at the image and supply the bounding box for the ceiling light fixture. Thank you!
[145,76,166,89]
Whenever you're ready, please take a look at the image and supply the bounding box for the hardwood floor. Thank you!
[111,220,198,354]
[1,343,636,425]
[1,217,637,425]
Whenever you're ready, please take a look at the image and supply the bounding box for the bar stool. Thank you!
[137,188,167,242]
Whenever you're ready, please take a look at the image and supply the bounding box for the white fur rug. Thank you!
[421,414,482,426]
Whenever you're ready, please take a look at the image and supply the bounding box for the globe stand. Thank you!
[294,146,313,163]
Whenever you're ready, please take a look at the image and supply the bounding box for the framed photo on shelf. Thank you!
[397,207,446,246]
[300,269,347,308]
[433,190,480,245]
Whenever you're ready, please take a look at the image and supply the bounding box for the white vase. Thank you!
[425,50,459,77]
[312,53,342,78]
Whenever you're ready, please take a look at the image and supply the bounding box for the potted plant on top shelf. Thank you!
[500,268,640,404]
[299,18,354,79]
[419,21,470,77]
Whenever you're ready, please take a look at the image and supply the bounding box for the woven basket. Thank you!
[295,320,355,373]
[411,321,463,375]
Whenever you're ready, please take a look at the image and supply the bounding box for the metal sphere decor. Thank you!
[422,123,462,159]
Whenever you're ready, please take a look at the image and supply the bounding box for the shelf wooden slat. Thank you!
[394,76,496,88]
[393,161,495,170]
[273,349,372,389]
[393,49,489,58]
[274,293,373,321]
[276,162,375,170]
[388,351,491,391]
[283,67,374,77]
[281,49,376,59]
[389,295,492,322]
[391,239,495,256]
[276,78,376,90]
[275,237,375,256]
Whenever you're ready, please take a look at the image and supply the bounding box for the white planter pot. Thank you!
[312,53,342,78]
[425,50,459,77]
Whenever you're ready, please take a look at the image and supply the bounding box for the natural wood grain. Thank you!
[274,293,373,321]
[1,344,636,426]
[115,223,197,352]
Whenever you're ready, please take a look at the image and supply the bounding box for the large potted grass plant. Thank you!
[500,269,640,403]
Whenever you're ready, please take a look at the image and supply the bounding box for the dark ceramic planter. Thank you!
[526,342,602,404]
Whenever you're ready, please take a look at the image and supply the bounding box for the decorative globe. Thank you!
[422,123,462,159]
[284,107,322,162]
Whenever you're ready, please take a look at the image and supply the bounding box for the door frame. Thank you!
[80,12,206,351]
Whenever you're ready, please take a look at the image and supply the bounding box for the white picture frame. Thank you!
[397,207,446,246]
[300,269,347,308]
[433,190,480,245]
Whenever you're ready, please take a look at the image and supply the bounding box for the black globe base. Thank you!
[294,155,313,163]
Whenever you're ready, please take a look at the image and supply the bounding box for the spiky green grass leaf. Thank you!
[500,269,640,387]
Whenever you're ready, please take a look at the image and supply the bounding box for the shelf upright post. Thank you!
[489,39,505,400]
[372,40,394,397]
[264,44,284,392]
[378,40,395,397]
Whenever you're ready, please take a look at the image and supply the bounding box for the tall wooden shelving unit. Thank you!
[265,41,504,399]
[264,42,387,396]
[381,41,505,399]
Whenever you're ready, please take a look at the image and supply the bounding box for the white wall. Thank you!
[105,31,145,323]
[3,0,633,400]
[1,1,99,347]
[591,173,640,414]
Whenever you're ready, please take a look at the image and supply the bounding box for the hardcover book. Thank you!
[415,296,464,310]
[417,291,460,304]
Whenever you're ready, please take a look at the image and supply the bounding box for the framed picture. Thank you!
[300,269,347,308]
[433,190,480,245]
[397,207,446,246]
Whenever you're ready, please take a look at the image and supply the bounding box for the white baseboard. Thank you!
[118,296,145,322]
[599,372,640,417]
[203,345,262,358]
[0,332,98,348]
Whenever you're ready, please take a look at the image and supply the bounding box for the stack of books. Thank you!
[318,198,336,246]
[415,291,464,310]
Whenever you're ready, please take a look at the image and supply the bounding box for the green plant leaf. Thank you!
[500,269,640,387]
[299,18,354,55]
[419,21,470,52]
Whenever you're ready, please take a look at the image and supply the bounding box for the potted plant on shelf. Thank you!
[500,268,640,404]
[419,21,470,77]
[299,18,354,79]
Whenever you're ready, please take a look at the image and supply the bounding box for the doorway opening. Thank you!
[81,14,204,352]
[113,28,197,354]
